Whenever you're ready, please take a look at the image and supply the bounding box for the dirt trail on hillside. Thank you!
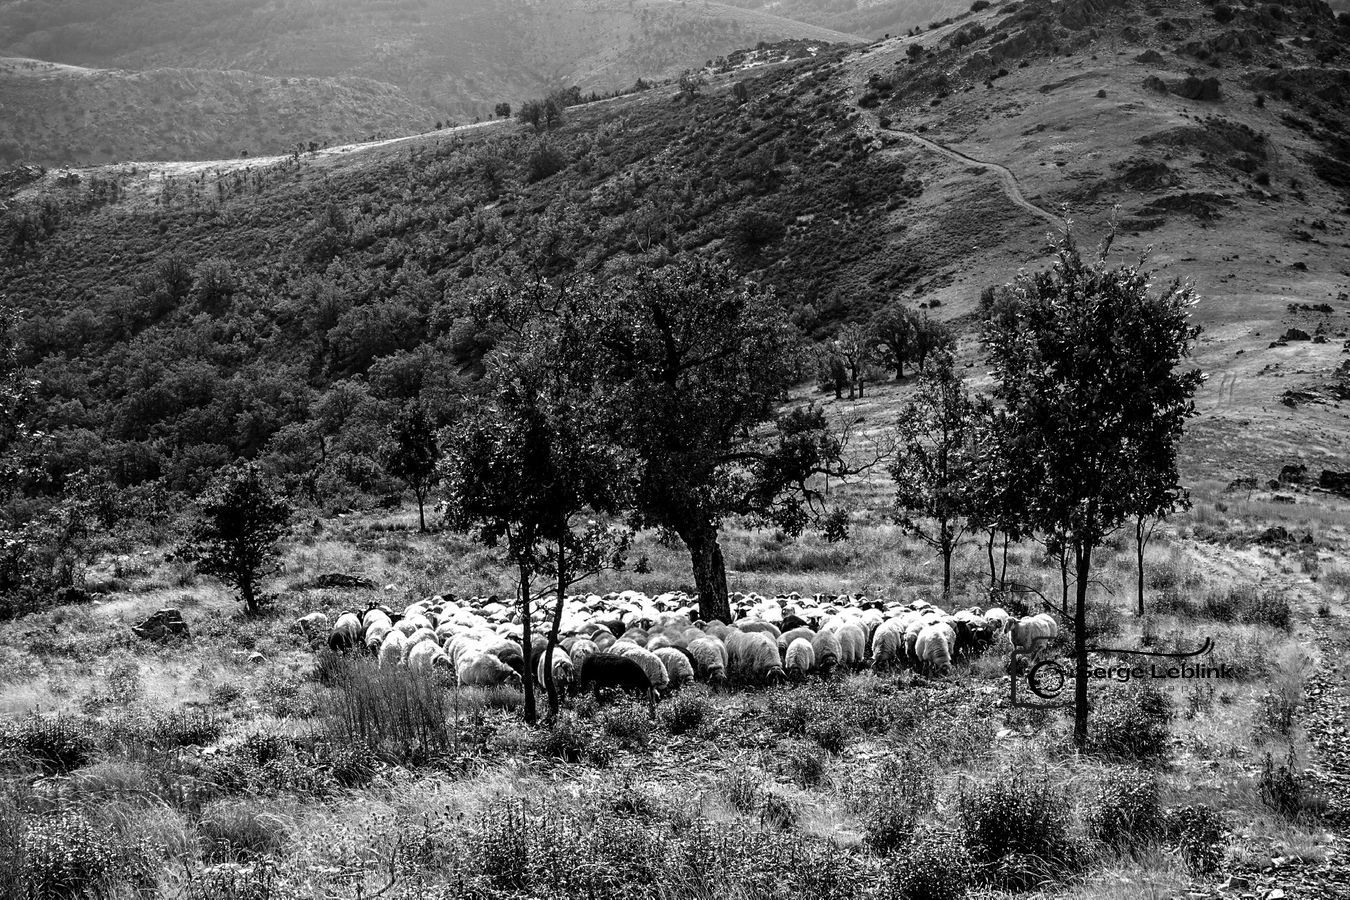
[880,126,1062,228]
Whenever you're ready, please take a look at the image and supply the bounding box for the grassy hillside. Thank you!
[0,0,859,119]
[0,57,447,167]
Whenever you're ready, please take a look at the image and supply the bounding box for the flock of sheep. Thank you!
[296,589,1061,704]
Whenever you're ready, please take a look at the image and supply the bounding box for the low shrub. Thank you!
[859,759,936,856]
[5,712,100,773]
[719,768,762,815]
[1087,769,1165,851]
[318,740,378,788]
[1089,684,1173,762]
[1258,748,1322,821]
[661,691,710,735]
[956,767,1082,890]
[532,714,614,766]
[784,742,830,788]
[758,791,800,830]
[21,809,151,900]
[601,701,651,747]
[198,799,291,862]
[1163,804,1226,873]
[887,829,975,900]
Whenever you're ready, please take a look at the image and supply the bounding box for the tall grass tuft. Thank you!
[318,657,459,764]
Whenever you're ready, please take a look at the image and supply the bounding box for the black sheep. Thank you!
[578,652,656,716]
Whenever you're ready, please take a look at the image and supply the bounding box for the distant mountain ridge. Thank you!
[0,0,861,165]
[0,0,857,105]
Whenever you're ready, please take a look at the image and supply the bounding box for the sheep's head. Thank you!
[765,666,787,687]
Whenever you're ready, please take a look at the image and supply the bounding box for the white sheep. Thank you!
[292,612,329,645]
[328,612,363,651]
[535,646,576,695]
[363,621,392,654]
[614,643,670,693]
[984,607,1012,633]
[915,622,956,675]
[726,630,786,685]
[457,650,523,687]
[810,629,842,675]
[1010,613,1058,658]
[870,617,907,670]
[653,647,696,690]
[378,630,409,668]
[687,637,729,686]
[831,622,867,669]
[784,638,815,680]
[407,640,453,673]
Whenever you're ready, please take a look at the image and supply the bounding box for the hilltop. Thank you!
[1,0,1349,491]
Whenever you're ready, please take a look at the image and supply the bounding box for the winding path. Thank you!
[881,125,1062,227]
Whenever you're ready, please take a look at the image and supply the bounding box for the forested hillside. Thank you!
[2,0,1349,512]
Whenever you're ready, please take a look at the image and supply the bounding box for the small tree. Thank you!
[912,314,954,374]
[380,400,441,532]
[982,226,1201,748]
[832,323,881,400]
[967,400,1028,590]
[678,70,707,100]
[494,102,512,118]
[889,352,978,595]
[181,463,291,615]
[868,303,916,380]
[440,281,629,724]
[579,258,860,622]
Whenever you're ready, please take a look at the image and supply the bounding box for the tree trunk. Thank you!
[1072,541,1092,750]
[1000,533,1010,588]
[1135,516,1146,617]
[518,567,536,726]
[416,492,426,533]
[241,576,257,616]
[986,530,997,587]
[940,518,953,597]
[1059,549,1069,617]
[684,523,731,623]
[544,544,568,721]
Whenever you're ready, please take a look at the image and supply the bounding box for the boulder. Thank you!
[1281,327,1311,341]
[1171,76,1222,101]
[132,608,191,641]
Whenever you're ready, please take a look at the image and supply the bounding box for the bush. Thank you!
[21,809,150,900]
[1245,592,1291,629]
[526,143,568,183]
[533,714,609,765]
[601,701,651,747]
[1089,684,1173,762]
[758,791,800,830]
[888,830,975,900]
[661,690,710,735]
[956,768,1081,890]
[1163,804,1225,873]
[859,759,936,855]
[719,769,761,814]
[198,800,291,862]
[1258,748,1320,821]
[5,712,99,773]
[319,740,377,788]
[784,742,830,788]
[1087,769,1165,851]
